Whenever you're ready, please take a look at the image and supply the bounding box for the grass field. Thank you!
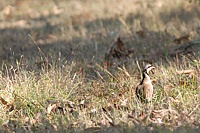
[0,0,200,132]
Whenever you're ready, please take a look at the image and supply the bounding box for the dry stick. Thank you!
[14,93,46,109]
[136,59,142,79]
[94,70,105,81]
[28,34,48,63]
[175,40,200,53]
[102,112,114,126]
[118,17,132,34]
[95,63,118,81]
[117,66,130,77]
[188,104,200,116]
[16,55,24,78]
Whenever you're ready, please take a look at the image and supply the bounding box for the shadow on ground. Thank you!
[1,118,200,133]
[0,4,200,69]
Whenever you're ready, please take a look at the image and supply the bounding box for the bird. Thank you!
[136,64,155,103]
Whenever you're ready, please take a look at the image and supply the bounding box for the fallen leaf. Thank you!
[136,30,145,38]
[102,104,114,113]
[109,37,125,59]
[2,122,10,133]
[179,80,186,86]
[117,99,129,110]
[47,104,57,114]
[79,100,85,105]
[127,114,140,125]
[150,109,170,124]
[102,112,114,126]
[103,60,113,68]
[127,47,135,55]
[169,97,180,104]
[173,34,190,44]
[67,101,75,108]
[0,96,8,105]
[0,96,15,112]
[35,61,51,70]
[51,6,64,15]
[52,124,58,131]
[163,85,172,93]
[176,69,195,75]
[89,108,97,115]
[2,5,15,19]
[104,37,134,67]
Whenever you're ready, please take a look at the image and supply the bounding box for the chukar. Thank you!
[136,64,155,102]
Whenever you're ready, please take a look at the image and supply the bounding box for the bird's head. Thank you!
[143,64,155,75]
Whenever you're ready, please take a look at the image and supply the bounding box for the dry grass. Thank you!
[0,0,200,132]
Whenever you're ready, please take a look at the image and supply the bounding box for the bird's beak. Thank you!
[151,67,155,74]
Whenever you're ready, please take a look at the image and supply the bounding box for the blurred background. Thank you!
[0,0,200,69]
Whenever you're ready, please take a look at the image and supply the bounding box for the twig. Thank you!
[117,66,130,77]
[136,59,142,79]
[188,104,200,116]
[28,34,48,63]
[95,63,118,81]
[94,70,105,81]
[175,40,200,53]
[102,112,114,126]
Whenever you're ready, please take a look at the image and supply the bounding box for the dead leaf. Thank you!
[170,41,200,57]
[102,104,114,113]
[131,109,141,118]
[2,5,15,19]
[136,30,145,38]
[109,37,125,59]
[15,0,31,8]
[127,47,135,55]
[37,34,57,44]
[103,60,113,68]
[35,61,51,70]
[52,124,58,131]
[139,111,146,120]
[2,122,10,133]
[104,37,134,68]
[30,118,37,125]
[0,96,8,105]
[102,112,114,126]
[46,101,66,115]
[51,6,64,15]
[2,120,18,133]
[127,114,140,125]
[79,100,85,105]
[114,99,129,110]
[71,12,92,25]
[176,69,195,75]
[163,85,171,91]
[89,108,97,116]
[67,101,75,108]
[150,109,170,124]
[47,104,57,114]
[120,99,128,107]
[0,97,14,112]
[179,80,186,86]
[169,97,180,104]
[173,34,190,44]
